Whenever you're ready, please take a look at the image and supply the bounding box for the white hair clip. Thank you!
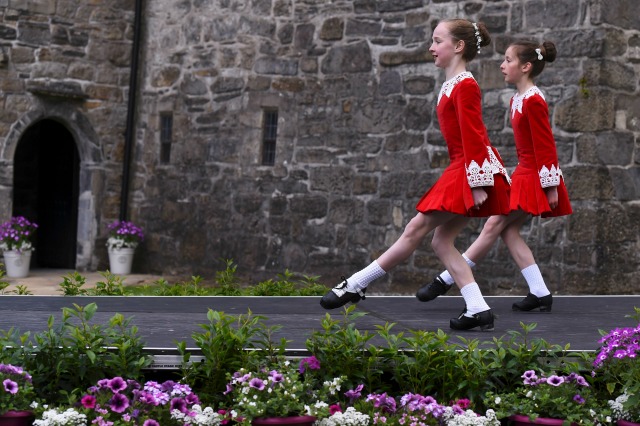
[535,48,543,60]
[472,22,482,53]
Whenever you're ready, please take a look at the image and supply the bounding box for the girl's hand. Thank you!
[472,188,488,209]
[546,187,558,209]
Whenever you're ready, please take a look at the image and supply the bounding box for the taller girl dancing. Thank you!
[321,19,511,331]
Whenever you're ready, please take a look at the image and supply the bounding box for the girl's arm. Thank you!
[454,79,494,189]
[527,95,562,191]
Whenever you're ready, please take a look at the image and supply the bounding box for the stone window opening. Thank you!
[261,108,278,166]
[160,112,173,164]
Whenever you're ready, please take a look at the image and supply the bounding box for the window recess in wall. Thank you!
[160,112,173,164]
[261,108,278,166]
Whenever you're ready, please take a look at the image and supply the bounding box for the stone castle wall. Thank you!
[1,0,639,294]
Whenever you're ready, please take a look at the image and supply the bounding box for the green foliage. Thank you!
[90,271,126,295]
[249,269,327,296]
[140,276,210,296]
[0,264,10,294]
[306,305,388,393]
[12,284,32,295]
[214,258,242,295]
[177,309,285,405]
[43,259,332,297]
[58,272,88,296]
[0,303,152,405]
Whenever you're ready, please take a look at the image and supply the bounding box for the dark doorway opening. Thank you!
[13,120,80,269]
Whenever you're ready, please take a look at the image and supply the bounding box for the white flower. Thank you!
[106,236,139,250]
[494,397,501,404]
[171,405,223,426]
[33,408,88,426]
[317,407,370,426]
[442,407,500,426]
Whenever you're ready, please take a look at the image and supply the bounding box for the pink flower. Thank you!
[81,395,97,409]
[299,356,321,374]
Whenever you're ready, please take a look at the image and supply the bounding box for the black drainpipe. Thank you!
[120,0,144,221]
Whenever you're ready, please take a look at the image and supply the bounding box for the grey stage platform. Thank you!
[1,295,638,368]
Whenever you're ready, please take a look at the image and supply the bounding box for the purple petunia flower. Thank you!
[108,377,128,393]
[249,378,266,390]
[546,375,564,386]
[170,397,188,413]
[299,356,321,374]
[268,370,284,384]
[573,394,585,404]
[185,393,200,405]
[109,392,130,413]
[143,420,160,426]
[366,393,397,413]
[521,370,538,385]
[223,383,233,395]
[345,384,364,402]
[3,379,18,394]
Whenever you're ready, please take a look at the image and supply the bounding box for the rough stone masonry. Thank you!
[0,0,639,295]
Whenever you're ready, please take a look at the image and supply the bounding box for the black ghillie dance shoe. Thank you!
[449,309,495,331]
[320,277,366,310]
[416,276,452,302]
[512,293,553,312]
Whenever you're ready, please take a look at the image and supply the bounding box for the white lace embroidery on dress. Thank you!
[511,86,545,118]
[466,147,511,187]
[438,71,474,105]
[539,164,562,188]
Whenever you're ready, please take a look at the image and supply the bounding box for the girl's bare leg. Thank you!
[418,212,521,301]
[500,213,552,311]
[499,212,535,269]
[376,211,456,271]
[320,211,458,310]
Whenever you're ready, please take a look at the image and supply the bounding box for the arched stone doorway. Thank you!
[13,119,80,269]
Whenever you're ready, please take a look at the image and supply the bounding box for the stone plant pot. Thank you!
[509,414,567,426]
[2,250,32,278]
[252,416,317,426]
[618,420,640,426]
[0,410,36,426]
[108,247,135,275]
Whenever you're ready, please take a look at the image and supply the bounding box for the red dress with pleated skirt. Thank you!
[509,87,572,217]
[416,72,511,218]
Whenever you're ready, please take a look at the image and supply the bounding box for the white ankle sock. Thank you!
[460,282,490,315]
[346,260,386,292]
[440,254,476,285]
[521,264,550,298]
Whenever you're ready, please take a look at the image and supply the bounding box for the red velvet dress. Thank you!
[416,72,511,217]
[509,87,572,217]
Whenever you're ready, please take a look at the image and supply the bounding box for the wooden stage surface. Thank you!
[1,295,638,360]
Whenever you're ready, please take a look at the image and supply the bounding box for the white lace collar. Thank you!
[511,86,545,118]
[438,71,474,105]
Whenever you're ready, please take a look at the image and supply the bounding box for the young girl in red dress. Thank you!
[417,40,572,312]
[320,19,511,331]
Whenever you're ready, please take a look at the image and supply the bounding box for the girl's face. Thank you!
[500,46,527,85]
[429,22,461,69]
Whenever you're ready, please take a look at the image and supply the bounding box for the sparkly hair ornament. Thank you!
[535,48,543,60]
[472,22,482,53]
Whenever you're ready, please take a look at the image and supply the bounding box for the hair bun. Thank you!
[541,41,556,63]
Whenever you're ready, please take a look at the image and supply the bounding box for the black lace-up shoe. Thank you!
[449,309,494,331]
[512,293,553,312]
[320,277,367,310]
[416,276,452,302]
